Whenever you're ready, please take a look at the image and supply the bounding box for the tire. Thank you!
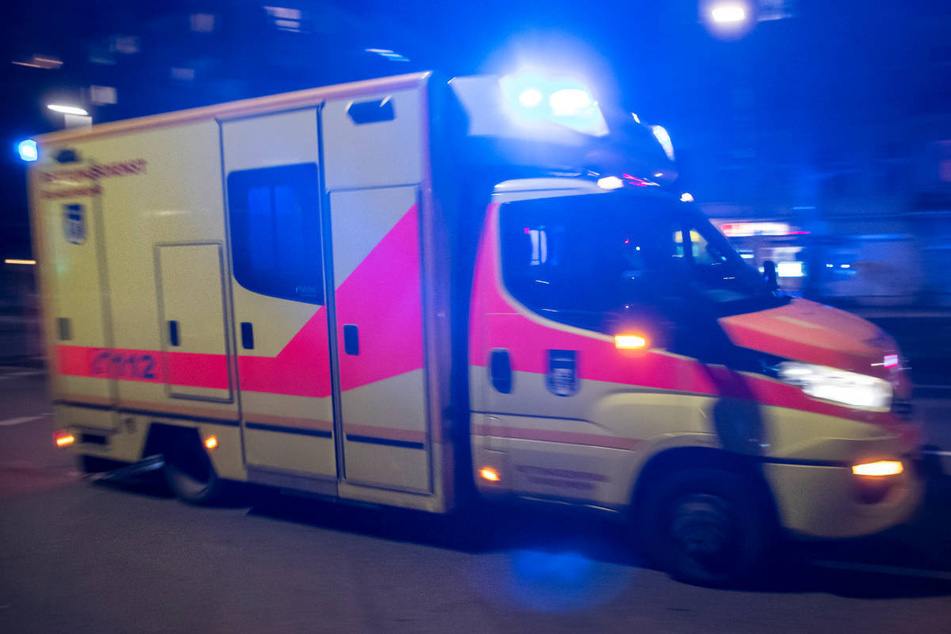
[162,435,225,505]
[638,467,774,587]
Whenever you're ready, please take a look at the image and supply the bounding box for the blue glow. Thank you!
[512,550,592,585]
[500,73,608,137]
[365,48,410,62]
[18,140,38,162]
[650,125,675,161]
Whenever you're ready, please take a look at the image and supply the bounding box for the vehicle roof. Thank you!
[34,72,432,146]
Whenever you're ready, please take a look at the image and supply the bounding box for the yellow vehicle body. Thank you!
[28,71,923,582]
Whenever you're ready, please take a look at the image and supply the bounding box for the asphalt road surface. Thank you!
[2,366,951,634]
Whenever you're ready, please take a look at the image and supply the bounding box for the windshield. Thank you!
[499,191,787,333]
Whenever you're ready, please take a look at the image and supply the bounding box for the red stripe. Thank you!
[55,345,230,389]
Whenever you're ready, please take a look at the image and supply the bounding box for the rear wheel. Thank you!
[639,467,774,587]
[162,433,225,505]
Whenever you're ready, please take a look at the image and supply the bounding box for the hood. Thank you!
[719,298,900,380]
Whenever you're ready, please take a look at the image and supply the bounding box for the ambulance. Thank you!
[28,71,923,585]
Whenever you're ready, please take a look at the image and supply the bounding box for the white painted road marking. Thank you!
[0,416,47,427]
[0,371,44,381]
[813,560,951,581]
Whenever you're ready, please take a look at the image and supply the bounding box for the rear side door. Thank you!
[221,109,338,485]
[36,166,117,430]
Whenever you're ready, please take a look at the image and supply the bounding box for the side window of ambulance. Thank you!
[500,199,629,332]
[228,164,324,304]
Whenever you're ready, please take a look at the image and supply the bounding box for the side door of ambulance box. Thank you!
[221,109,338,490]
[322,85,434,496]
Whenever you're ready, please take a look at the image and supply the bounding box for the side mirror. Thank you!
[763,260,779,291]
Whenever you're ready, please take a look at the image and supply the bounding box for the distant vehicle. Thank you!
[812,234,925,307]
[28,70,922,586]
[715,223,926,306]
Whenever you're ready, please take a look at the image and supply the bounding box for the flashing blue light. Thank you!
[500,73,608,137]
[18,139,38,162]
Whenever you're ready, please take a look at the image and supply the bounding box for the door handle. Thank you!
[343,324,359,355]
[57,317,72,341]
[168,320,180,347]
[490,349,512,394]
[240,322,254,350]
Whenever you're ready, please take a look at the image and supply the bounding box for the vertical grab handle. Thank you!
[343,324,359,355]
[241,322,254,350]
[168,320,180,347]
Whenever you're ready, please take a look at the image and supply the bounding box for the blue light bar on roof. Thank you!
[499,73,609,137]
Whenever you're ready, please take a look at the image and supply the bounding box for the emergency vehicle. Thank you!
[28,71,923,585]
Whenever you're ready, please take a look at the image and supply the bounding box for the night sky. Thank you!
[2,0,949,258]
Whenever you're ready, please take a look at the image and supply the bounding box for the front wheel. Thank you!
[639,468,774,587]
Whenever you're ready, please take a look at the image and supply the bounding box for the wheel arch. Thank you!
[141,421,202,460]
[628,444,779,524]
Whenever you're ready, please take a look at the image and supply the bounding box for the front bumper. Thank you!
[762,456,925,539]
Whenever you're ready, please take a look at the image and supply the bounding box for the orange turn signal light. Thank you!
[479,467,500,482]
[852,460,903,477]
[615,334,648,350]
[204,435,218,451]
[53,430,75,448]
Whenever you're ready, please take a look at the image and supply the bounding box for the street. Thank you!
[2,366,951,633]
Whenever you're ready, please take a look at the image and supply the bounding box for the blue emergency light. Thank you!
[499,73,609,137]
[18,139,38,162]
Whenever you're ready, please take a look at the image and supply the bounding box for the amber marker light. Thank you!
[204,435,218,451]
[615,334,648,350]
[53,430,75,448]
[852,460,903,477]
[479,467,500,482]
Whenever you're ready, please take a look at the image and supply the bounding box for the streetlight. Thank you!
[47,104,89,116]
[46,103,92,129]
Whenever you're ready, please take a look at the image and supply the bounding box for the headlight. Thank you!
[777,361,892,411]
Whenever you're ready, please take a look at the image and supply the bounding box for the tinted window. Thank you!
[228,164,324,304]
[499,192,782,331]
